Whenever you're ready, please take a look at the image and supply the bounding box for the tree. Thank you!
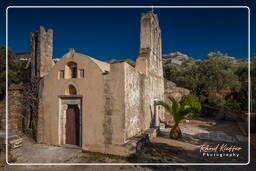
[0,46,23,100]
[199,53,241,108]
[251,57,256,112]
[164,60,202,95]
[163,52,242,110]
[156,95,201,139]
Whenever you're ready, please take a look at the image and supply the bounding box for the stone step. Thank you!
[0,130,23,152]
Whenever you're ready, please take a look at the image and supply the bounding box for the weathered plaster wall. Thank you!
[36,11,166,156]
[123,61,165,140]
[140,75,165,130]
[38,52,106,151]
[135,12,165,129]
[103,63,126,146]
[124,64,142,139]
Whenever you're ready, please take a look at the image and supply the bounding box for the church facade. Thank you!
[30,11,165,156]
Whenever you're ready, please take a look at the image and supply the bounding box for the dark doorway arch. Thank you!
[68,85,77,95]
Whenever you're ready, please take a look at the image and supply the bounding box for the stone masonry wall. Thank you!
[124,64,143,139]
[31,26,55,78]
[0,84,24,130]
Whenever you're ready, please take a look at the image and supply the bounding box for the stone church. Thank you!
[30,11,165,156]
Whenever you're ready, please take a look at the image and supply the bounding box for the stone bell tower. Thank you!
[135,11,165,127]
[30,26,55,78]
[135,11,163,78]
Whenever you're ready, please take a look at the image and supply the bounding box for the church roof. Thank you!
[74,51,110,72]
[89,57,110,72]
[62,50,111,73]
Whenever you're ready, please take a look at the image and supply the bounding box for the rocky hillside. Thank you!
[105,51,192,66]
[164,80,190,102]
[106,51,248,66]
[162,51,192,65]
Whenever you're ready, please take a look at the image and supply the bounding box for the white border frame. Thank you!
[5,6,251,166]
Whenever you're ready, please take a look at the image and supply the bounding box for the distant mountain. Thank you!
[105,51,249,67]
[162,51,192,65]
[163,51,249,65]
[106,52,193,66]
[218,54,248,63]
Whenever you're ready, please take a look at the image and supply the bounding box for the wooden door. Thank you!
[66,105,80,146]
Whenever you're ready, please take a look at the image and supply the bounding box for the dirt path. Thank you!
[8,136,81,163]
[129,117,249,163]
[1,118,255,170]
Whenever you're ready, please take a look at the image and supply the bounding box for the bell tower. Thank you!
[135,11,163,78]
[30,26,55,78]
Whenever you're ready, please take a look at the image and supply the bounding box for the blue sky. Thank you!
[5,7,251,61]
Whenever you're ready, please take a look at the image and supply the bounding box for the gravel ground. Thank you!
[0,118,255,170]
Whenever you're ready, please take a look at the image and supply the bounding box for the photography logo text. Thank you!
[200,144,242,158]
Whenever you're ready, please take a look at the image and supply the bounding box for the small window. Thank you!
[59,70,64,79]
[79,69,84,78]
[67,62,77,78]
[71,66,77,78]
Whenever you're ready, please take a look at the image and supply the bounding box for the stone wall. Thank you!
[124,64,143,139]
[5,84,24,130]
[31,26,55,78]
[135,11,165,128]
[104,63,126,145]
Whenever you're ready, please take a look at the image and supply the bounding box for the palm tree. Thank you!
[156,95,201,139]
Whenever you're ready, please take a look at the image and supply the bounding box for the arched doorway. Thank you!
[66,104,80,146]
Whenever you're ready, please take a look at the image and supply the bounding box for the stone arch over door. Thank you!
[66,85,77,95]
[63,82,80,95]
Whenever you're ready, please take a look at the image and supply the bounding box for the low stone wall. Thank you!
[7,84,24,130]
[0,84,24,130]
[0,84,24,153]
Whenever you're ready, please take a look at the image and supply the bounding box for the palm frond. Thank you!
[156,95,201,124]
[155,101,172,114]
